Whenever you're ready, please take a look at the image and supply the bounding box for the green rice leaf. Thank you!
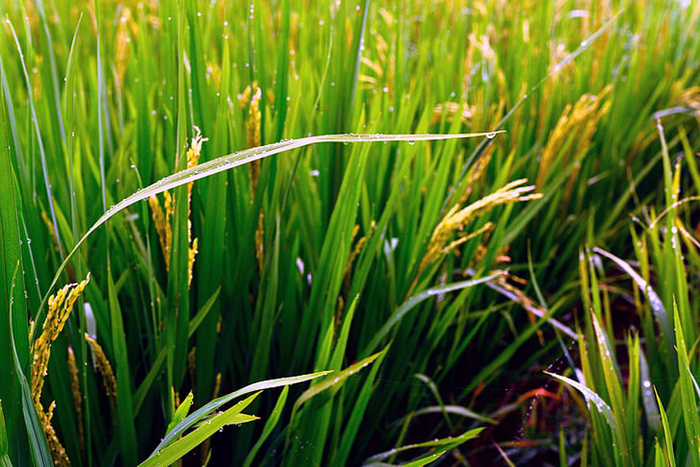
[188,287,221,338]
[362,427,484,465]
[673,301,700,466]
[654,388,676,467]
[362,272,503,356]
[34,131,503,342]
[151,371,330,455]
[593,247,674,350]
[242,386,289,467]
[294,350,385,412]
[166,391,194,436]
[139,392,261,467]
[544,371,617,433]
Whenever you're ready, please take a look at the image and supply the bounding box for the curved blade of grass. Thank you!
[639,348,661,433]
[590,312,633,463]
[139,392,261,467]
[398,405,497,425]
[415,374,452,430]
[485,279,578,340]
[33,131,503,341]
[544,371,618,434]
[151,371,330,455]
[401,450,448,467]
[166,392,194,436]
[334,346,389,467]
[593,247,674,350]
[294,350,385,412]
[188,287,221,338]
[654,388,676,467]
[362,427,484,465]
[362,272,503,356]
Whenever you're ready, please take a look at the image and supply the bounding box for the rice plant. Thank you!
[0,0,698,465]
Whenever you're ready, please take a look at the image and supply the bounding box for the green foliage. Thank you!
[549,122,699,465]
[0,0,698,465]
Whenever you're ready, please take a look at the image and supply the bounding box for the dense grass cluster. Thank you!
[0,0,698,465]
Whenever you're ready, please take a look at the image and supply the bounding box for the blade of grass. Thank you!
[294,350,385,412]
[654,388,676,467]
[0,69,32,463]
[4,19,64,258]
[33,131,501,340]
[362,272,503,356]
[544,371,618,435]
[673,300,700,466]
[188,287,221,338]
[363,427,485,465]
[333,346,389,466]
[242,386,289,467]
[152,371,330,455]
[593,247,674,351]
[139,392,261,467]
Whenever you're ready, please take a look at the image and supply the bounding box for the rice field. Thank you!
[0,0,698,465]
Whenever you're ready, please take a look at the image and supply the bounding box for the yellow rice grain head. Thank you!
[31,273,91,466]
[115,6,136,90]
[85,334,118,400]
[413,180,542,292]
[149,191,172,268]
[240,84,265,271]
[67,346,85,455]
[240,82,263,197]
[536,86,611,190]
[148,128,206,286]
